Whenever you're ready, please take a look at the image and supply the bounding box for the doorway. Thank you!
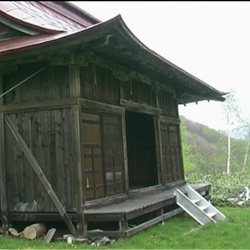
[125,111,158,190]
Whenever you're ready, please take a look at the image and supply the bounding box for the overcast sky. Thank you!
[71,1,250,130]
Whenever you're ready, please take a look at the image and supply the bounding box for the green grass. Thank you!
[1,207,250,249]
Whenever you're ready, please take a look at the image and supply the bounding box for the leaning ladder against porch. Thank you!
[174,185,226,226]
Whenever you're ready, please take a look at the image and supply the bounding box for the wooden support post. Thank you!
[154,116,163,185]
[176,104,185,180]
[0,75,9,234]
[154,90,164,185]
[121,112,129,194]
[72,105,86,238]
[119,219,128,237]
[4,116,77,236]
[69,64,86,238]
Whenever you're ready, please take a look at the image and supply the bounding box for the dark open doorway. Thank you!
[125,111,158,190]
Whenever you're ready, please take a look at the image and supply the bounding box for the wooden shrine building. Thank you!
[0,1,226,238]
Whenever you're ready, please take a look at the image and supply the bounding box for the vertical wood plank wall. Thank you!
[0,75,9,232]
[79,61,184,198]
[1,57,185,214]
[5,110,77,212]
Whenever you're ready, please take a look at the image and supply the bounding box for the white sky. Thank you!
[71,1,250,130]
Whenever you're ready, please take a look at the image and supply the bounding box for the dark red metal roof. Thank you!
[0,1,89,34]
[0,14,114,56]
[0,3,226,103]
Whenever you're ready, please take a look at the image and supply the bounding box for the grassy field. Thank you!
[0,207,249,249]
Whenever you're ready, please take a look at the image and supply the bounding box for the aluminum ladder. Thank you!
[174,185,226,226]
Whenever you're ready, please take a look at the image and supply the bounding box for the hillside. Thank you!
[180,116,248,176]
[219,125,249,140]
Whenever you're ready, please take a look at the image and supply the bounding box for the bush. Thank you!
[186,172,250,207]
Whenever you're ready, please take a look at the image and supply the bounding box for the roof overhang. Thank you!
[0,15,227,104]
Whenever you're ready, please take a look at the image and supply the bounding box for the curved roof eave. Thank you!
[112,16,227,99]
[0,15,119,56]
[0,14,227,101]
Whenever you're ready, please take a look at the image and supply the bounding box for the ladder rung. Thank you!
[207,212,217,218]
[191,199,200,204]
[200,205,208,211]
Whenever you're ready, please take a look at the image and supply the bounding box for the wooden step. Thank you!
[206,211,217,218]
[199,205,208,211]
[190,199,200,204]
[175,184,226,226]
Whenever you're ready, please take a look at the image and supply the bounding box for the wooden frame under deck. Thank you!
[3,183,210,238]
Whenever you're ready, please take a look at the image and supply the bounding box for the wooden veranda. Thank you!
[4,183,210,238]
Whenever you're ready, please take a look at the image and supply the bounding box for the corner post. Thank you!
[0,75,9,234]
[69,63,86,237]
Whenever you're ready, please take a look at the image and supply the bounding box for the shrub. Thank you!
[186,172,250,207]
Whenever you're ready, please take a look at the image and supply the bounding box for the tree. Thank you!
[180,119,196,173]
[222,89,241,175]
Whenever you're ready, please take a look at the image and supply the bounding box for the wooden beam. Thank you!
[120,98,162,115]
[87,230,125,238]
[0,75,9,234]
[0,97,78,114]
[126,208,183,237]
[159,115,180,125]
[126,197,176,221]
[4,116,77,236]
[88,55,175,94]
[85,213,124,222]
[80,98,125,114]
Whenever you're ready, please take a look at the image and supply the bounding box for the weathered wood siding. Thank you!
[160,122,183,182]
[80,63,119,105]
[3,63,70,105]
[121,78,157,107]
[158,91,178,118]
[5,109,77,212]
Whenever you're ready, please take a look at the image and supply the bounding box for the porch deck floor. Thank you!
[85,183,209,214]
[84,183,210,238]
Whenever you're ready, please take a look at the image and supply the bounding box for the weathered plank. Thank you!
[80,98,125,114]
[85,213,124,222]
[3,64,70,105]
[72,106,86,237]
[8,212,76,222]
[0,97,78,114]
[69,65,85,236]
[87,230,125,238]
[88,55,175,94]
[4,115,77,236]
[121,112,129,194]
[44,228,56,244]
[69,64,81,97]
[0,75,9,234]
[126,197,176,220]
[126,208,183,237]
[84,194,127,210]
[155,93,164,184]
[159,115,180,125]
[80,63,120,105]
[154,116,163,185]
[120,98,162,115]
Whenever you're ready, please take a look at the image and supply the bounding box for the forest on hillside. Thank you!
[181,116,249,176]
